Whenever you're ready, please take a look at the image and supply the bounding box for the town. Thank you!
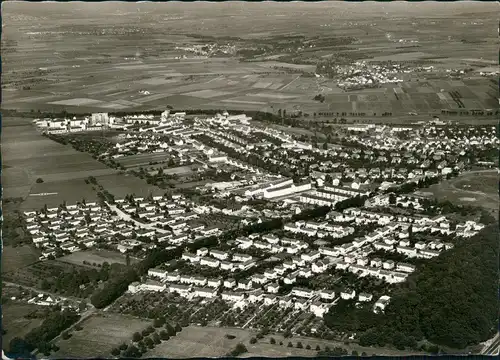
[5,106,495,357]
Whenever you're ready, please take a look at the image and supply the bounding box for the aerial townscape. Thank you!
[2,2,499,359]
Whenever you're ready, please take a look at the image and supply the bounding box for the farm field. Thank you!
[117,153,175,168]
[2,118,117,210]
[3,2,497,119]
[144,326,425,358]
[51,313,152,358]
[57,249,139,267]
[2,245,42,274]
[95,173,164,199]
[3,259,87,289]
[416,170,499,214]
[144,326,256,358]
[2,303,46,348]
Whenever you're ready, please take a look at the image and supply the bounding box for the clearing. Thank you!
[2,303,47,349]
[2,245,41,274]
[57,249,139,267]
[52,313,151,358]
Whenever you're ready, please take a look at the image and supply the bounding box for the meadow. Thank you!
[52,313,151,358]
[2,245,42,274]
[2,303,47,348]
[417,170,499,215]
[57,249,139,267]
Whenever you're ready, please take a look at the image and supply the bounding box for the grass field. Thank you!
[3,259,88,289]
[95,173,164,199]
[52,313,152,358]
[144,326,426,358]
[57,249,139,267]
[2,303,46,348]
[2,119,116,210]
[2,245,42,274]
[417,170,499,214]
[145,326,256,358]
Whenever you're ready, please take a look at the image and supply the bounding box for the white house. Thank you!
[267,283,280,294]
[310,301,331,317]
[340,289,356,300]
[221,291,245,302]
[291,287,315,299]
[319,289,336,301]
[224,278,237,289]
[374,295,391,313]
[358,293,373,302]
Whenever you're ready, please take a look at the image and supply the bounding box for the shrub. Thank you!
[288,342,293,348]
[111,348,120,356]
[36,178,44,183]
[250,337,257,344]
[361,352,367,356]
[316,345,321,351]
[279,341,283,346]
[61,332,71,340]
[296,342,303,349]
[352,350,358,356]
[306,344,311,350]
[118,343,127,351]
[270,337,276,344]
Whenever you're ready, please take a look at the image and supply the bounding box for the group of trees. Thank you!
[111,321,182,357]
[38,262,116,298]
[330,224,498,351]
[8,309,80,356]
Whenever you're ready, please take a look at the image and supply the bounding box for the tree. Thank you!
[111,347,120,356]
[154,318,165,328]
[250,337,257,344]
[8,337,31,357]
[159,330,170,341]
[164,323,175,336]
[36,178,44,183]
[296,341,303,348]
[61,331,71,340]
[316,345,321,351]
[306,344,311,350]
[352,350,358,356]
[229,343,248,356]
[270,337,276,345]
[123,345,140,358]
[361,352,368,356]
[144,337,154,348]
[132,332,143,342]
[152,332,161,344]
[174,323,182,333]
[288,342,293,348]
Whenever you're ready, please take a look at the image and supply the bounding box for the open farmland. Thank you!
[56,249,139,267]
[2,117,118,210]
[144,326,256,358]
[94,173,164,198]
[3,259,87,289]
[2,303,47,347]
[117,153,175,168]
[3,2,496,119]
[144,326,426,358]
[52,313,152,358]
[2,245,42,274]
